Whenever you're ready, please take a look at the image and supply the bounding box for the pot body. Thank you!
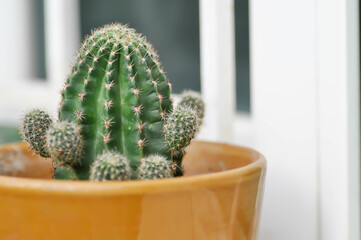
[0,141,266,240]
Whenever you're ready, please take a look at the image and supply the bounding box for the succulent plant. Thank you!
[46,121,84,167]
[164,106,200,176]
[164,106,200,156]
[20,109,53,158]
[90,151,131,181]
[20,23,204,181]
[178,90,205,122]
[57,23,174,179]
[138,155,173,180]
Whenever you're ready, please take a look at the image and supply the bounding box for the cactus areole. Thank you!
[59,24,173,179]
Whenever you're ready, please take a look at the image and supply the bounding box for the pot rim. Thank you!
[0,141,266,196]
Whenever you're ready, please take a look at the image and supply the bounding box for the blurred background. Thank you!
[0,0,250,145]
[0,0,359,239]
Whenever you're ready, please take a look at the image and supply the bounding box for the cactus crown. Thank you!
[20,23,203,181]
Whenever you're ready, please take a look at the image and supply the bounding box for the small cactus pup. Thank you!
[164,106,200,156]
[20,109,53,158]
[164,106,200,176]
[58,23,173,179]
[178,90,205,123]
[90,151,131,181]
[138,155,173,180]
[46,121,84,168]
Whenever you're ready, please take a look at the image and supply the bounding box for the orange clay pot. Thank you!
[0,141,266,240]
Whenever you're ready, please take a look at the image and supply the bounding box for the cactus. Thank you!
[164,106,200,155]
[178,90,205,122]
[19,23,203,181]
[46,121,84,167]
[138,155,173,180]
[90,151,131,181]
[57,23,174,180]
[164,106,200,176]
[20,109,53,158]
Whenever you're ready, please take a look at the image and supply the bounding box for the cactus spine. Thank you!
[58,24,172,179]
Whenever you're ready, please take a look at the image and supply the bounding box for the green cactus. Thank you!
[90,151,131,181]
[46,121,84,167]
[138,155,173,180]
[19,23,202,181]
[164,106,200,176]
[58,23,174,180]
[178,90,205,122]
[164,106,200,155]
[20,109,53,158]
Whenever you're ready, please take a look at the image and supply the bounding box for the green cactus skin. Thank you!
[46,121,84,168]
[20,109,53,158]
[58,24,173,179]
[164,106,200,177]
[54,165,78,180]
[178,90,205,122]
[138,155,173,180]
[90,151,131,181]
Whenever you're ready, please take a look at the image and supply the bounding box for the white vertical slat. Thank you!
[317,0,360,239]
[251,0,360,239]
[0,0,81,125]
[199,0,236,142]
[250,0,319,239]
[44,0,80,91]
[0,0,36,81]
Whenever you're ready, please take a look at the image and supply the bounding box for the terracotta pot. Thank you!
[0,141,266,240]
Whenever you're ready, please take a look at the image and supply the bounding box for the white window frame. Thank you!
[0,0,80,125]
[249,0,360,239]
[199,0,236,142]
